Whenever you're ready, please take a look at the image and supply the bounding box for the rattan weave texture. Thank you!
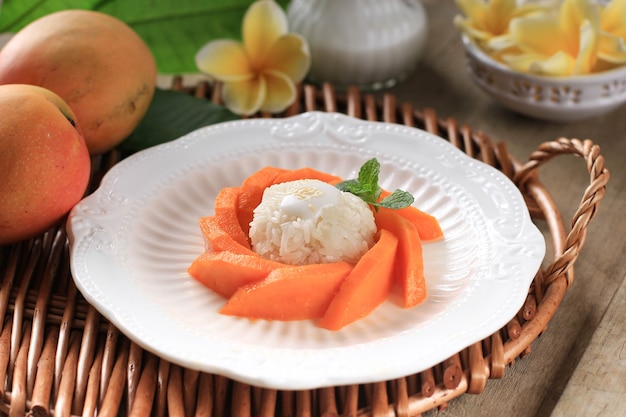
[0,80,609,416]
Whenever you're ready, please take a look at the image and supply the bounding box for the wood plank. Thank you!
[550,273,626,417]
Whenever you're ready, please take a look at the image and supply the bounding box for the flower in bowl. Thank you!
[455,0,626,121]
[454,0,546,47]
[195,0,311,116]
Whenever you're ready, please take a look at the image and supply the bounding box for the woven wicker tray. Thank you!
[0,80,609,416]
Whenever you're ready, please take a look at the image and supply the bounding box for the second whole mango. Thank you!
[0,10,157,155]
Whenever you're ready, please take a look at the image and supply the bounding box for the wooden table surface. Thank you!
[377,2,625,416]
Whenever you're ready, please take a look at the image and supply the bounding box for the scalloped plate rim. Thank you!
[67,111,545,390]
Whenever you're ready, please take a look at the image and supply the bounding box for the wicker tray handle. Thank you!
[514,138,610,289]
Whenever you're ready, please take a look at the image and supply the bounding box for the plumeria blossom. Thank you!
[597,0,626,67]
[455,0,626,76]
[454,0,548,50]
[195,0,310,115]
[502,0,601,75]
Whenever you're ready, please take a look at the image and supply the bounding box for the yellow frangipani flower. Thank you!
[454,0,547,48]
[195,0,311,115]
[597,0,626,66]
[455,0,626,75]
[502,0,600,75]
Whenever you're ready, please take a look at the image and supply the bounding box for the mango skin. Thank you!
[0,84,91,245]
[0,10,157,155]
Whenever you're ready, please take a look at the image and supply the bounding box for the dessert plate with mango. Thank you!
[66,111,545,390]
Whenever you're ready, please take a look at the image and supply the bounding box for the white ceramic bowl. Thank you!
[461,35,626,122]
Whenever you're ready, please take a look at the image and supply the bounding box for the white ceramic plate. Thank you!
[67,112,545,390]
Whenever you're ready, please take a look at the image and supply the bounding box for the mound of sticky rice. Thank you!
[249,179,376,265]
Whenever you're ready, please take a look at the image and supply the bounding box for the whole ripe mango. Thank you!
[0,10,157,155]
[0,84,91,245]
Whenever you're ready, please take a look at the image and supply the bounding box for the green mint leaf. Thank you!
[335,179,362,193]
[335,158,415,211]
[335,179,376,204]
[357,158,380,196]
[376,190,415,209]
[373,186,383,202]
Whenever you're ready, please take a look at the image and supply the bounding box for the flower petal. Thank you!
[264,34,311,83]
[455,0,547,39]
[559,0,600,55]
[599,0,626,65]
[454,15,494,42]
[259,70,296,113]
[503,50,576,75]
[243,0,288,69]
[486,33,518,52]
[573,19,598,74]
[222,77,266,116]
[455,0,489,26]
[509,14,566,56]
[504,18,598,75]
[601,0,626,37]
[484,0,518,35]
[195,39,253,82]
[598,32,626,64]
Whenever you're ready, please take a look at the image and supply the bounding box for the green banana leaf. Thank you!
[118,88,240,152]
[0,0,291,74]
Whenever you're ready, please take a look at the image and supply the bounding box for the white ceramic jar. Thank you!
[287,0,428,90]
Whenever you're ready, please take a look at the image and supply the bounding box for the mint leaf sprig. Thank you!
[335,158,414,211]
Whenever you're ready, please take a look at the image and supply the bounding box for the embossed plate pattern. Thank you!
[67,112,545,390]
